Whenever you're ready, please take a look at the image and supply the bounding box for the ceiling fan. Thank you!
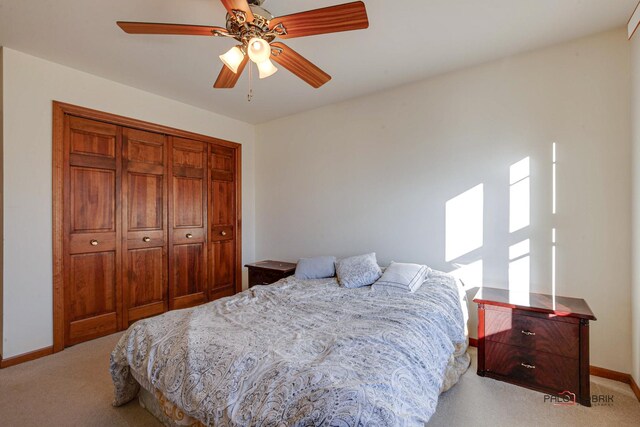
[117,0,369,90]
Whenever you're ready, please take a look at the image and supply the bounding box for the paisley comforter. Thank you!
[111,270,470,426]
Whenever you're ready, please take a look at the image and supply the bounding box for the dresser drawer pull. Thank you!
[186,233,193,239]
[520,362,536,369]
[521,330,536,336]
[90,239,99,246]
[142,236,151,243]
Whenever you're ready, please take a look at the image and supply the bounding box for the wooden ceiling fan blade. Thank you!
[214,55,249,89]
[219,0,254,23]
[270,43,331,88]
[117,22,228,36]
[269,1,369,39]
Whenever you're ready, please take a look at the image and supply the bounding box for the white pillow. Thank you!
[372,262,429,293]
[335,253,382,288]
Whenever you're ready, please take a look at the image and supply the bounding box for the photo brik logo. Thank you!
[543,391,576,406]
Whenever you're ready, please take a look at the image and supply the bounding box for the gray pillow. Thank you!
[372,262,430,293]
[335,253,382,288]
[295,256,337,279]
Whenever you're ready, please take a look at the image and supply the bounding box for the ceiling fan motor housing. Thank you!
[225,2,275,43]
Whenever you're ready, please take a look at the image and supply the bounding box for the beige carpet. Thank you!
[0,333,638,426]
[430,351,640,427]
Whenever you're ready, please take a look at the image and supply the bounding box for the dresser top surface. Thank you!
[245,260,297,273]
[473,287,596,320]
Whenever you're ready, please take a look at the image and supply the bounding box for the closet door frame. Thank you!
[52,101,242,353]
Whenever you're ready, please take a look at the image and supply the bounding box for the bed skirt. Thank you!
[138,386,205,427]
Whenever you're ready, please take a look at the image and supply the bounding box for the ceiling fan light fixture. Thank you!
[247,37,271,64]
[219,46,245,73]
[257,58,278,79]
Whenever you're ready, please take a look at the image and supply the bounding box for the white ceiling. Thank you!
[0,0,636,123]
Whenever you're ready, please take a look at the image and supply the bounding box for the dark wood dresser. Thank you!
[474,287,596,406]
[245,260,297,287]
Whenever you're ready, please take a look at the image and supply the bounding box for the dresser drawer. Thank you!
[485,341,579,394]
[485,308,579,359]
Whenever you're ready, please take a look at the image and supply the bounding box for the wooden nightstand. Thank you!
[474,287,596,406]
[245,260,297,288]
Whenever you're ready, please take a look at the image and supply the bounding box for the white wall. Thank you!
[256,29,632,373]
[631,34,640,386]
[1,48,256,358]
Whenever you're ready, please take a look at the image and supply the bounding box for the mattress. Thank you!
[111,270,470,426]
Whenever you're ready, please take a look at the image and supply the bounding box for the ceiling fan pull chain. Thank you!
[247,61,254,102]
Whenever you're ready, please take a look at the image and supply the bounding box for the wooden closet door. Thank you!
[64,116,122,346]
[169,137,208,309]
[208,144,237,300]
[122,128,168,325]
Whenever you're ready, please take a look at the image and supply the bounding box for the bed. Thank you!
[110,269,470,426]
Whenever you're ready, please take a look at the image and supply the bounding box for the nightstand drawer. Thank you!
[485,308,579,359]
[249,269,287,287]
[485,341,579,394]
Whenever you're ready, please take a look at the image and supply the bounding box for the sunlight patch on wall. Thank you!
[509,157,530,233]
[508,252,531,305]
[510,157,530,185]
[509,238,531,295]
[552,143,557,215]
[449,260,484,291]
[508,157,531,303]
[509,254,530,290]
[445,184,484,262]
[551,142,558,305]
[552,228,557,307]
[509,239,530,260]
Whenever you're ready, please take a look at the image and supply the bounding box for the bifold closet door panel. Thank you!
[169,137,208,310]
[209,144,236,300]
[64,116,122,346]
[122,128,168,325]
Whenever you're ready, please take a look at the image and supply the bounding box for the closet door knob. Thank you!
[186,233,193,239]
[221,231,227,236]
[90,239,99,246]
[143,237,151,243]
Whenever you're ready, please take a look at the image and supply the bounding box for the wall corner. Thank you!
[0,45,5,360]
[630,29,640,387]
